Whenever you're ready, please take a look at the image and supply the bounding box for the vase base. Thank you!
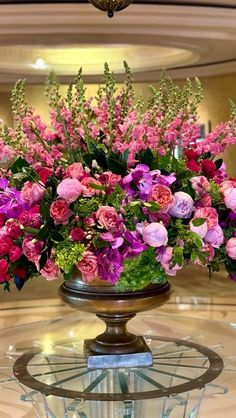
[84,337,153,369]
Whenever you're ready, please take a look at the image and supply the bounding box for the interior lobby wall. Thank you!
[1,72,236,174]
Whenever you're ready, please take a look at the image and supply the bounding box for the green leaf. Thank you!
[144,201,160,212]
[37,226,49,241]
[129,201,140,207]
[189,231,203,249]
[40,200,50,221]
[192,218,206,227]
[88,182,106,191]
[215,158,223,170]
[173,247,184,266]
[136,148,154,169]
[51,231,64,242]
[11,157,29,174]
[39,252,48,270]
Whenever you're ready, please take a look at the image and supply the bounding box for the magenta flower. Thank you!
[97,247,123,283]
[122,231,147,258]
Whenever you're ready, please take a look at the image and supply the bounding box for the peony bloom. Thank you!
[220,180,236,193]
[77,251,98,282]
[81,176,102,197]
[204,224,224,248]
[22,236,44,262]
[139,222,168,247]
[223,187,236,212]
[190,220,208,238]
[21,181,44,206]
[190,176,210,194]
[150,184,173,210]
[96,206,119,231]
[67,162,85,180]
[169,192,194,219]
[9,245,22,262]
[40,259,60,281]
[194,207,218,230]
[226,237,236,260]
[50,199,72,224]
[57,178,82,203]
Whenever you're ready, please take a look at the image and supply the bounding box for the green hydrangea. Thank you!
[55,242,85,273]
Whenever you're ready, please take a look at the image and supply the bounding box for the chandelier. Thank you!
[88,0,134,17]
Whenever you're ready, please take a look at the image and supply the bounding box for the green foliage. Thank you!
[76,197,101,217]
[117,248,167,291]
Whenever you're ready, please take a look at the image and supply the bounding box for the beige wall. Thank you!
[1,72,236,174]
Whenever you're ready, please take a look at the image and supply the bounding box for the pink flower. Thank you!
[190,220,208,238]
[169,192,194,218]
[6,220,23,239]
[50,199,72,224]
[195,193,212,208]
[21,181,44,206]
[19,211,31,226]
[220,180,236,193]
[36,167,53,184]
[81,177,102,197]
[150,184,173,210]
[99,171,122,187]
[67,163,85,180]
[0,259,8,274]
[204,225,224,248]
[40,259,60,281]
[0,239,11,256]
[190,176,210,194]
[223,187,236,212]
[226,237,236,260]
[22,237,44,262]
[0,272,10,283]
[140,222,168,247]
[84,216,95,227]
[194,207,218,229]
[9,245,22,262]
[57,178,82,203]
[77,251,98,282]
[0,214,5,227]
[156,246,182,276]
[70,227,86,241]
[96,206,119,231]
[195,243,215,266]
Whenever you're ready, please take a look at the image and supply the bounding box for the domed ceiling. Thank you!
[0,0,235,83]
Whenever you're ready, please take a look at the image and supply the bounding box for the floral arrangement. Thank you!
[1,63,236,292]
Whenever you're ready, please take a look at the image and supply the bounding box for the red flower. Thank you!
[201,159,216,179]
[185,150,199,160]
[6,220,23,239]
[70,227,86,242]
[187,159,201,172]
[0,214,6,227]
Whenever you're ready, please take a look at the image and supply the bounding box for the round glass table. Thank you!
[0,312,235,418]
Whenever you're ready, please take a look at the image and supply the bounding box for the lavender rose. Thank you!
[138,222,168,247]
[169,192,194,218]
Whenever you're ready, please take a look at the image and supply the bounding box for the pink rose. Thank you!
[204,225,224,248]
[57,178,82,203]
[150,184,173,210]
[226,237,236,260]
[223,187,236,212]
[6,220,23,239]
[194,207,218,230]
[40,259,60,281]
[96,206,119,231]
[21,181,44,206]
[0,259,8,274]
[30,213,41,228]
[140,222,168,247]
[190,220,208,238]
[169,192,194,218]
[220,180,236,193]
[77,251,98,282]
[70,227,86,241]
[9,245,22,262]
[67,163,85,180]
[22,236,44,262]
[50,199,72,224]
[81,177,102,197]
[99,171,122,187]
[190,176,210,194]
[19,211,31,226]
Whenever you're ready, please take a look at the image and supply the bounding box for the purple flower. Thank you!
[151,170,176,186]
[229,272,236,282]
[97,247,123,283]
[0,181,28,218]
[100,232,124,249]
[121,164,152,200]
[122,231,147,259]
[169,192,194,219]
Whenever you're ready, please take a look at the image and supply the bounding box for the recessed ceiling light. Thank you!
[32,58,47,70]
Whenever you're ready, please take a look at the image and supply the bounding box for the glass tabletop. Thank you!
[0,312,235,418]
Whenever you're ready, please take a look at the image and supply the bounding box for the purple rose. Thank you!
[169,192,194,218]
